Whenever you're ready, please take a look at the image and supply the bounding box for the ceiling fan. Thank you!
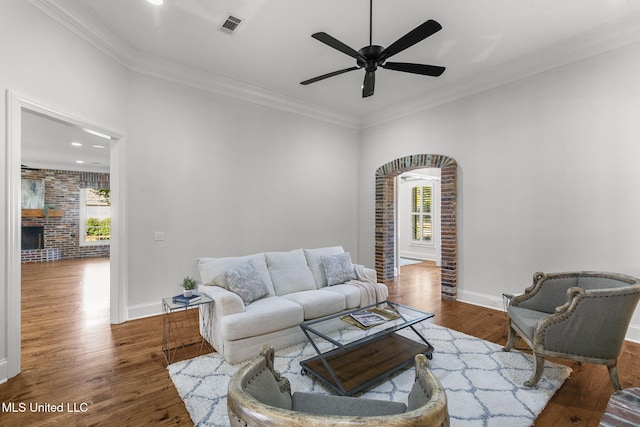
[300,0,445,98]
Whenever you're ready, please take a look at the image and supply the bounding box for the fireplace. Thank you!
[22,226,44,250]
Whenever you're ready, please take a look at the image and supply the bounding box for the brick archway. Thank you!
[375,154,457,299]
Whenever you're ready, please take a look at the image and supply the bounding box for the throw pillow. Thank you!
[224,260,268,305]
[321,252,357,286]
[304,246,346,288]
[197,254,275,295]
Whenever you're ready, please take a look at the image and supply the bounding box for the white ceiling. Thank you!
[70,0,640,118]
[22,110,111,173]
[21,0,640,170]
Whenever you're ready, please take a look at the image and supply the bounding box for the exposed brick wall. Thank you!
[375,154,458,299]
[21,248,61,262]
[21,169,110,262]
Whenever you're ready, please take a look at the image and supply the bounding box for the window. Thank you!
[80,188,110,245]
[411,186,432,242]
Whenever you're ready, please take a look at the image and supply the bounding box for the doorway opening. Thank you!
[5,91,123,380]
[375,154,457,299]
[397,168,441,269]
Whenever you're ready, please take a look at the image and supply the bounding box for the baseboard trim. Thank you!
[398,252,436,262]
[457,289,506,311]
[0,358,8,385]
[625,324,640,344]
[127,302,162,321]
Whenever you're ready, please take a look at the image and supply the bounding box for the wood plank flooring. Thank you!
[1,258,638,426]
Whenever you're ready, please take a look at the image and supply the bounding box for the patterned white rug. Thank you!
[169,322,571,427]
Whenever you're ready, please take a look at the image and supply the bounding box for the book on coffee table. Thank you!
[349,310,388,328]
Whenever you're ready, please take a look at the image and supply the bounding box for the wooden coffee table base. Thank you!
[300,333,432,396]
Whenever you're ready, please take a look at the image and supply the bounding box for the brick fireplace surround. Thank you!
[375,154,457,299]
[21,169,110,262]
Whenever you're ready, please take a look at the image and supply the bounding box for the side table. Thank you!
[162,294,213,364]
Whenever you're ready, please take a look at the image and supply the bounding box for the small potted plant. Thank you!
[181,276,198,297]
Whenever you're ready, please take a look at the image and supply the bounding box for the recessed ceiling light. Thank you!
[147,0,163,5]
[75,160,85,164]
[92,144,106,149]
[71,142,82,147]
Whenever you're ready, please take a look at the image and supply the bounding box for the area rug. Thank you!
[168,322,571,427]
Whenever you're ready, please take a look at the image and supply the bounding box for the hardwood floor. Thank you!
[2,258,192,426]
[1,258,638,426]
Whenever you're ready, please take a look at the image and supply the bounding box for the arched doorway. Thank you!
[375,154,457,299]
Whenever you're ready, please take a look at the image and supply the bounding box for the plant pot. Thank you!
[183,289,193,297]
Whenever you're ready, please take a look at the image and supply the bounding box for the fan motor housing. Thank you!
[358,45,385,71]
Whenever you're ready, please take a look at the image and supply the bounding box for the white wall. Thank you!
[358,40,640,340]
[125,74,360,318]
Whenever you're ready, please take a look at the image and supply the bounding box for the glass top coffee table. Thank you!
[299,300,434,396]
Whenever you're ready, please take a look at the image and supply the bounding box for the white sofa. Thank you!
[196,246,389,364]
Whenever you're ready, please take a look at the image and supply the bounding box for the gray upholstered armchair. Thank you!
[227,345,449,427]
[504,271,640,390]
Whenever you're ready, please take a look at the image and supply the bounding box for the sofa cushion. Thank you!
[221,297,304,341]
[224,261,269,305]
[319,284,361,309]
[321,252,357,286]
[292,392,407,416]
[281,290,346,320]
[266,249,317,296]
[197,253,276,295]
[304,246,345,288]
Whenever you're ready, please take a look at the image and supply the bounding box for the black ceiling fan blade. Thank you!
[362,70,375,98]
[382,62,445,76]
[311,32,366,61]
[378,20,442,62]
[300,66,360,85]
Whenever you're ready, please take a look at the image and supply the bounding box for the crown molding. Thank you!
[361,12,640,128]
[28,1,640,131]
[27,0,134,67]
[129,53,361,129]
[27,0,360,129]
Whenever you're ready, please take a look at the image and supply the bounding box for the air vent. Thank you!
[220,15,242,34]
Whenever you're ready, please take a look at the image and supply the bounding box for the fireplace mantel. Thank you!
[21,208,62,218]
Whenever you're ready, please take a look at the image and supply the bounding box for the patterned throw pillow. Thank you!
[321,252,357,286]
[224,260,268,305]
